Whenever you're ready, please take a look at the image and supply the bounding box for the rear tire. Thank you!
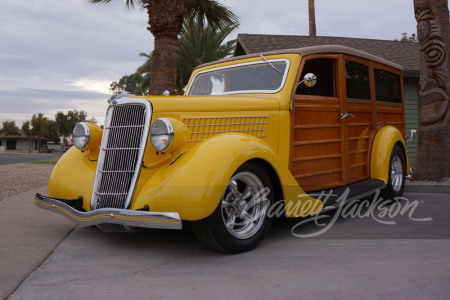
[381,145,406,200]
[191,162,274,253]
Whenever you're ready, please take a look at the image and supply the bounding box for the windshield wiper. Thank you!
[260,55,283,74]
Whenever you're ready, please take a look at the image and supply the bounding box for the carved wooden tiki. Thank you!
[413,0,450,180]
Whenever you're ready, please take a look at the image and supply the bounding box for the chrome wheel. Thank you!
[381,145,406,200]
[391,155,403,192]
[221,171,269,240]
[191,162,274,253]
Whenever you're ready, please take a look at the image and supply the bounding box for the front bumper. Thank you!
[35,193,182,230]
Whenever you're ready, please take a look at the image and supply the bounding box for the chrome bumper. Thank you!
[35,193,182,230]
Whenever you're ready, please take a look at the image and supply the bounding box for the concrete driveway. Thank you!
[1,189,449,300]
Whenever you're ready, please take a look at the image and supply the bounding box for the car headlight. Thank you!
[73,122,90,150]
[150,118,174,151]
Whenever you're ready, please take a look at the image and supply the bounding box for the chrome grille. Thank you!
[97,223,133,233]
[91,98,152,212]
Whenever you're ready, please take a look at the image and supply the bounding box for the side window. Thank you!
[346,61,371,100]
[374,69,401,103]
[297,58,336,97]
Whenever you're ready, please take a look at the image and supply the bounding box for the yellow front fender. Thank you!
[132,134,323,220]
[370,125,410,183]
[48,147,96,210]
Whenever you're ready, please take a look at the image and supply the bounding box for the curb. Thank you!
[405,183,450,193]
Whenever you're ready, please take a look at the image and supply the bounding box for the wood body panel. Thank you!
[345,102,373,183]
[376,104,405,133]
[292,97,344,191]
[289,53,405,192]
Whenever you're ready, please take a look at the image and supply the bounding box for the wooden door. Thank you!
[291,56,346,192]
[341,57,375,184]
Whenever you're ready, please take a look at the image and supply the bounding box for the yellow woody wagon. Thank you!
[36,45,409,253]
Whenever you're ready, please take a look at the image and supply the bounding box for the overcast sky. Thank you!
[0,0,418,126]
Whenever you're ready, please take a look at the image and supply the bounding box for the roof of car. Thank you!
[197,45,403,70]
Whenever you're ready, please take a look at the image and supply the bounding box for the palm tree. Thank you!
[176,19,237,91]
[135,19,236,94]
[88,0,239,95]
[136,51,153,94]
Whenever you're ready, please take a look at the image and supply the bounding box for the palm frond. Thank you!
[184,0,240,30]
[137,51,153,75]
[176,19,238,91]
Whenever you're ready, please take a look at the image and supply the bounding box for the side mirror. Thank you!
[290,73,318,111]
[303,73,317,87]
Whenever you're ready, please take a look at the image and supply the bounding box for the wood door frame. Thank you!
[341,55,376,183]
[289,54,346,190]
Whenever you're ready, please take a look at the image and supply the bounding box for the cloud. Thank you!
[0,88,108,101]
[0,0,418,127]
[0,88,108,124]
[0,0,151,125]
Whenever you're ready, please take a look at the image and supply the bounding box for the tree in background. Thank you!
[136,52,153,95]
[0,120,20,136]
[110,18,237,97]
[108,73,146,103]
[176,19,237,91]
[21,120,32,152]
[54,110,88,144]
[31,113,50,153]
[395,32,418,42]
[47,120,62,144]
[413,0,450,180]
[88,0,238,95]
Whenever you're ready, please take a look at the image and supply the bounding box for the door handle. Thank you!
[341,112,356,119]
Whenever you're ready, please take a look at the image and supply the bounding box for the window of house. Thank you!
[346,61,371,100]
[374,69,401,103]
[297,58,336,97]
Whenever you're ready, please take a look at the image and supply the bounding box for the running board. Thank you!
[307,179,386,212]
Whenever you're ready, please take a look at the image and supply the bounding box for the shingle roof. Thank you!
[0,131,44,139]
[235,34,419,71]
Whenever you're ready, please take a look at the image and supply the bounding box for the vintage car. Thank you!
[35,45,409,253]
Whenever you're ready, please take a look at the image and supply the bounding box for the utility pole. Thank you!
[309,0,317,36]
[38,114,41,154]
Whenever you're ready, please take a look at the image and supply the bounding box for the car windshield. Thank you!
[187,59,289,95]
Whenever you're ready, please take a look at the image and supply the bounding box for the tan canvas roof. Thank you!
[197,45,402,70]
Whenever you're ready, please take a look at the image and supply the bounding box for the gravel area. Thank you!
[0,163,55,201]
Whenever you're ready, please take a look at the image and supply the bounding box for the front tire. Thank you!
[381,145,406,200]
[192,162,274,253]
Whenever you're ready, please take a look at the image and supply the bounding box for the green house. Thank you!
[234,34,420,165]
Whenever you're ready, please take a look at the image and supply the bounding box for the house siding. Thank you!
[0,137,46,152]
[404,77,420,166]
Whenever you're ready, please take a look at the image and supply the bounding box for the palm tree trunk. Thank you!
[413,0,450,180]
[144,0,185,95]
[150,35,178,95]
[308,0,316,36]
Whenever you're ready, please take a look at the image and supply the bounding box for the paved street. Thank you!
[1,189,449,300]
[0,153,63,165]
